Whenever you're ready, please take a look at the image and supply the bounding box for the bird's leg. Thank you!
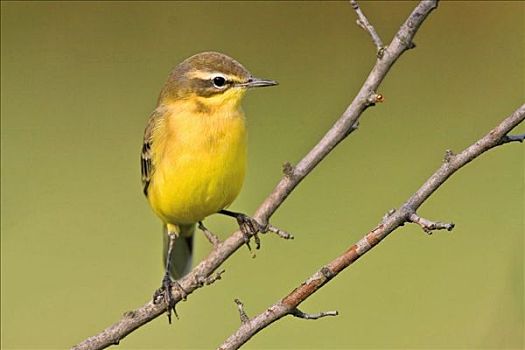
[152,231,187,324]
[218,209,262,250]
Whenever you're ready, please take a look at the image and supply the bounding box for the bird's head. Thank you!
[158,51,277,111]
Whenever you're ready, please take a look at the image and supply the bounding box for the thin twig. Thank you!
[290,308,339,320]
[198,221,221,247]
[72,1,438,349]
[350,0,385,57]
[218,104,525,350]
[195,269,225,287]
[234,299,250,324]
[266,224,294,240]
[408,213,454,234]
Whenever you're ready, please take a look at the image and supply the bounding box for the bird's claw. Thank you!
[235,213,260,235]
[152,274,187,324]
[235,214,262,250]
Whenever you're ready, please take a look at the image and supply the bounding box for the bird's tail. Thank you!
[163,224,195,280]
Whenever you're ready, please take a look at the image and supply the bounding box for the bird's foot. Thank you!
[219,210,283,254]
[235,213,262,251]
[152,274,187,324]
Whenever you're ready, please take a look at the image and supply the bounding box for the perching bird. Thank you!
[140,52,277,318]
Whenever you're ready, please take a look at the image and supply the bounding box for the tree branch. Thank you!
[253,0,438,228]
[218,104,525,350]
[72,1,438,349]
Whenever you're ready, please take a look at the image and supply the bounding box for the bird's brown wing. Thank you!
[141,108,164,197]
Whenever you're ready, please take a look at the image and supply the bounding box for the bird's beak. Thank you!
[239,77,278,88]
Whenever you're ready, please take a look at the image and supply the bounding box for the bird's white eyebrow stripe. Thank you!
[187,71,237,82]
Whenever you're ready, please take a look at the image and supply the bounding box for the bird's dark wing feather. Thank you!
[141,108,164,197]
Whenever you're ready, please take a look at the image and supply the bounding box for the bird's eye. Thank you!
[212,76,226,88]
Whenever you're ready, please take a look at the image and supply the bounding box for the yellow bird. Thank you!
[141,52,277,317]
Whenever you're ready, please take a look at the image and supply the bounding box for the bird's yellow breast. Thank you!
[147,96,247,225]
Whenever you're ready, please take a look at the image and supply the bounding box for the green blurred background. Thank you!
[1,1,523,349]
